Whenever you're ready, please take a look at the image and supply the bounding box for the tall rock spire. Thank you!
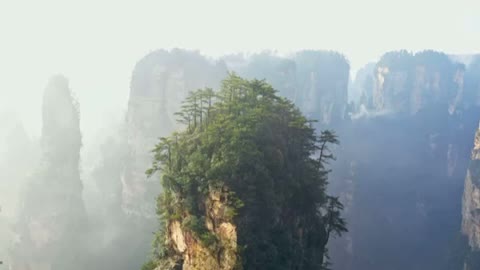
[122,49,226,219]
[460,121,480,269]
[112,49,226,269]
[462,122,480,248]
[11,75,87,270]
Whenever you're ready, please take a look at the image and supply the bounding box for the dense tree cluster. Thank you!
[145,74,346,269]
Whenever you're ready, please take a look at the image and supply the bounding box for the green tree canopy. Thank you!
[146,73,346,270]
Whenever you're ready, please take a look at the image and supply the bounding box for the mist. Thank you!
[1,1,480,270]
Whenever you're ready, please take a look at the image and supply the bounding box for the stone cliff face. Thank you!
[350,62,375,107]
[328,160,356,270]
[122,49,227,219]
[227,50,350,126]
[296,51,350,125]
[462,124,480,249]
[330,51,480,270]
[330,113,476,270]
[464,56,480,109]
[11,75,88,270]
[369,51,465,115]
[235,52,297,101]
[459,60,480,260]
[101,50,229,270]
[158,188,238,270]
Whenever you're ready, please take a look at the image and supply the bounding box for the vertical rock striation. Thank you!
[331,51,480,270]
[368,50,465,115]
[122,49,227,219]
[295,51,350,125]
[462,123,480,249]
[226,50,350,126]
[111,50,228,269]
[460,120,480,269]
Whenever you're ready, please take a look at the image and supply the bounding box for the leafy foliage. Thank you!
[147,73,346,269]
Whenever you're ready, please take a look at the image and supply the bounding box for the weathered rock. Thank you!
[462,124,480,249]
[351,62,375,108]
[367,50,465,115]
[331,51,480,269]
[464,56,480,109]
[122,49,227,219]
[226,50,350,126]
[163,187,239,270]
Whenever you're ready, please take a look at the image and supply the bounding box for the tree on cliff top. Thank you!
[146,73,346,270]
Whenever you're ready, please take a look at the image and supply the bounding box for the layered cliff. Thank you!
[365,50,465,115]
[464,56,480,109]
[460,115,480,269]
[330,51,480,270]
[122,49,227,219]
[154,187,239,270]
[462,124,480,249]
[295,51,350,125]
[78,50,228,269]
[227,50,350,126]
[350,62,375,108]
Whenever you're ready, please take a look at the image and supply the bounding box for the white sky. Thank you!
[0,0,479,138]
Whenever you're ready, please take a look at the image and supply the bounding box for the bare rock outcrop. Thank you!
[157,187,239,270]
[462,123,480,249]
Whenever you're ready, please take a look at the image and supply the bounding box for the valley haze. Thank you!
[1,1,480,270]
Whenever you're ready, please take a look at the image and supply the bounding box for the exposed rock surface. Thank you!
[350,62,375,107]
[123,49,227,219]
[366,50,465,115]
[226,50,350,126]
[102,50,229,269]
[460,59,480,269]
[156,187,239,270]
[158,188,238,270]
[462,124,480,249]
[296,51,350,125]
[330,51,480,270]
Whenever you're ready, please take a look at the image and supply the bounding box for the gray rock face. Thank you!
[227,50,350,126]
[462,124,480,250]
[351,63,375,107]
[122,49,227,219]
[367,50,465,115]
[329,51,480,270]
[11,75,87,270]
[295,51,350,125]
